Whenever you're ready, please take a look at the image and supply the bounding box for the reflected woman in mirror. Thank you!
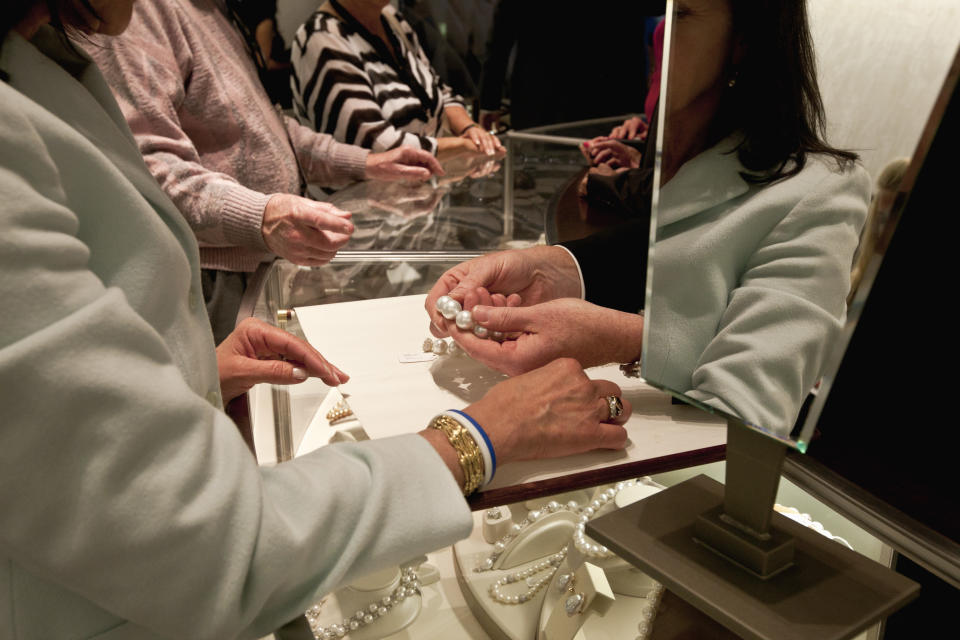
[426,0,869,436]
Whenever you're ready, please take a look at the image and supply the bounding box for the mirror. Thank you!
[641,0,960,449]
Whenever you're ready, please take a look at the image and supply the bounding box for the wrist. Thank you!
[457,122,479,136]
[533,245,585,299]
[419,428,465,489]
[606,309,645,365]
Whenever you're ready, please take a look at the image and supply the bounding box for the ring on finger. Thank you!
[606,395,624,421]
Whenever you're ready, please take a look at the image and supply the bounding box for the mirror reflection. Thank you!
[643,0,960,443]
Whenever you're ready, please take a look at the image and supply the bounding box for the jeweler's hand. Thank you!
[467,358,631,463]
[425,246,583,337]
[448,299,644,377]
[364,147,445,182]
[609,116,647,141]
[261,193,354,266]
[216,318,348,404]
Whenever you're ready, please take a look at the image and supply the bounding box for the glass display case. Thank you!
[238,119,905,640]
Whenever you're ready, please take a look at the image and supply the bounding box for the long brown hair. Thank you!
[722,0,858,183]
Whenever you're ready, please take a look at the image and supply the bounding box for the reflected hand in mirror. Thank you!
[364,182,446,219]
[438,150,505,186]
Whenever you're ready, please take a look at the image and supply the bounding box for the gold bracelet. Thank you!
[430,414,485,495]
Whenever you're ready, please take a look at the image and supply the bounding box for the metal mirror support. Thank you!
[586,417,919,640]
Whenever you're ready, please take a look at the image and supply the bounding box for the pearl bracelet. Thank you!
[429,414,484,495]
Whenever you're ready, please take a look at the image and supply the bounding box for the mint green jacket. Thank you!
[645,139,870,436]
[0,29,470,640]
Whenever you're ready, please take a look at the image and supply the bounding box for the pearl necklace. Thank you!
[306,567,421,640]
[479,480,641,607]
[488,551,567,604]
[571,480,640,559]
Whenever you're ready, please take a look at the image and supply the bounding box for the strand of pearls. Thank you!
[436,296,504,341]
[306,567,421,640]
[571,479,637,559]
[475,500,579,572]
[488,551,567,605]
[636,582,665,639]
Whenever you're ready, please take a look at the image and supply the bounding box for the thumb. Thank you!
[472,305,535,333]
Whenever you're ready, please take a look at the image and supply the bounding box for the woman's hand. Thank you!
[447,298,644,376]
[365,147,445,182]
[460,124,503,156]
[216,318,348,403]
[425,246,583,337]
[589,139,643,169]
[468,358,631,463]
[609,116,647,140]
[261,194,354,266]
[420,358,630,484]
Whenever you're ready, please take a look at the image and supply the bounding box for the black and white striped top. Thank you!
[291,3,463,154]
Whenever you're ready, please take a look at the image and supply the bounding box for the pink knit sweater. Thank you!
[87,0,369,272]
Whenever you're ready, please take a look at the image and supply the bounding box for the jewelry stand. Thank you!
[586,417,920,640]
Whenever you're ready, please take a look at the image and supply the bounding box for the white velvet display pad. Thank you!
[295,295,725,490]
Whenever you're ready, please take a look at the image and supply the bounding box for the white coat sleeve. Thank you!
[0,104,471,640]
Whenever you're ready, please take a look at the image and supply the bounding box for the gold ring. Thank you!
[606,395,623,421]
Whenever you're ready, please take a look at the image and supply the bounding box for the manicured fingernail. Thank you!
[292,367,308,380]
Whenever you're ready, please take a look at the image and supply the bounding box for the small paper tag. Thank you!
[399,352,437,363]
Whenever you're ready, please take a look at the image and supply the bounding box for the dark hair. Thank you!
[723,0,858,184]
[1,0,102,82]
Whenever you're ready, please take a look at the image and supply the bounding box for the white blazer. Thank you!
[0,29,470,640]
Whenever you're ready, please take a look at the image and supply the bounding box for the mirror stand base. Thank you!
[693,506,795,579]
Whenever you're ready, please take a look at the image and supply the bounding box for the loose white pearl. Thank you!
[440,298,462,320]
[436,295,453,312]
[422,338,434,352]
[431,339,448,355]
[447,341,463,356]
[455,309,475,330]
[473,324,489,338]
